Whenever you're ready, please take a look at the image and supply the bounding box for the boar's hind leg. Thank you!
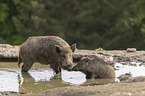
[22,60,34,72]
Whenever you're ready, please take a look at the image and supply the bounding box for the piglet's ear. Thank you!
[55,45,62,54]
[81,57,93,64]
[81,57,92,61]
[71,43,76,52]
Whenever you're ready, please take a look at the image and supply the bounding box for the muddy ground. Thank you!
[2,81,145,96]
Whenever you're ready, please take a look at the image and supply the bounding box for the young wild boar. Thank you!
[71,57,115,79]
[18,36,76,73]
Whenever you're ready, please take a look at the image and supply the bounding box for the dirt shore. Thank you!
[1,44,145,63]
[6,81,145,96]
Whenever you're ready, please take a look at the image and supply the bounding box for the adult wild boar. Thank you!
[71,57,115,79]
[18,36,76,73]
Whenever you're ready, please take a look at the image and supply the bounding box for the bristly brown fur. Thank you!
[72,57,115,79]
[18,36,76,73]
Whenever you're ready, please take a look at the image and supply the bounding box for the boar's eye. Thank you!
[55,45,62,54]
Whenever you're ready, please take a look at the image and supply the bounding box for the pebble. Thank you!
[126,48,136,52]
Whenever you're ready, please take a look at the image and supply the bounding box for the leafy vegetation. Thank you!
[0,0,145,49]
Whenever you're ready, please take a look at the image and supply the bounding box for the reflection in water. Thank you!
[85,78,115,85]
[19,72,70,93]
[18,70,86,93]
[19,71,115,93]
[18,72,35,93]
[2,62,145,93]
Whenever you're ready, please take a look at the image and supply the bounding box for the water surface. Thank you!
[0,62,145,93]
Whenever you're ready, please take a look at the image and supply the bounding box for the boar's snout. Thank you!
[67,67,76,71]
[71,66,79,71]
[61,58,73,70]
[62,63,72,70]
[67,67,72,71]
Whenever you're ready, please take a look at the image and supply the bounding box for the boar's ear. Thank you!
[71,43,76,52]
[81,57,92,60]
[55,45,62,54]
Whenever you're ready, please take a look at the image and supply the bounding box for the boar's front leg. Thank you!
[86,72,97,79]
[22,59,34,72]
[86,72,92,79]
[50,64,61,74]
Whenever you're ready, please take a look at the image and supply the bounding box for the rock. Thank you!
[0,44,13,48]
[0,92,25,95]
[97,51,104,54]
[118,72,133,81]
[0,45,19,58]
[123,76,145,83]
[126,48,136,52]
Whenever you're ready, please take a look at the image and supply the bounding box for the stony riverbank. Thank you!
[1,44,145,64]
[0,44,19,59]
[3,81,145,96]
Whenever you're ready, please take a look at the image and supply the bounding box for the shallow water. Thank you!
[0,62,145,93]
[115,61,145,81]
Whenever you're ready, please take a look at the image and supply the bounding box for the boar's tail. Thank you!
[18,56,22,68]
